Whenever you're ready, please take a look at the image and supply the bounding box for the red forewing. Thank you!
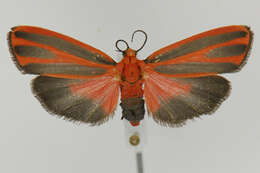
[8,26,119,125]
[8,26,116,79]
[145,25,253,78]
[143,25,253,126]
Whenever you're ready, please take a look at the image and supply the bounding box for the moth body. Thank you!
[117,49,146,126]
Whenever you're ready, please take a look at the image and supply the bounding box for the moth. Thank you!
[8,25,253,127]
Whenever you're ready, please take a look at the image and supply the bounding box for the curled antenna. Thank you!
[131,30,147,53]
[115,39,129,52]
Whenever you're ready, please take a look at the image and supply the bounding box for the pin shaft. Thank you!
[136,152,144,173]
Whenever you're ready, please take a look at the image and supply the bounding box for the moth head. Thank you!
[124,48,136,57]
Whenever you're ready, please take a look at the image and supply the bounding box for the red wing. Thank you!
[32,75,120,125]
[142,25,253,126]
[144,25,253,78]
[143,69,230,126]
[8,26,120,125]
[8,26,116,79]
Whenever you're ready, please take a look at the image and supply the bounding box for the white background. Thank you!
[0,0,259,173]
